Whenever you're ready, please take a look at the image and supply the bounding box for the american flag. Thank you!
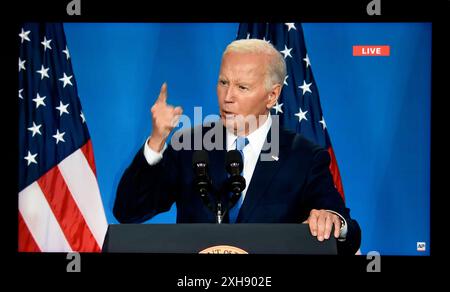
[237,23,345,200]
[18,23,107,252]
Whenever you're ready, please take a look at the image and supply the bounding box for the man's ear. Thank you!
[267,84,282,109]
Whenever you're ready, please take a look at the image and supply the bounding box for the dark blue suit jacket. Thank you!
[114,123,361,254]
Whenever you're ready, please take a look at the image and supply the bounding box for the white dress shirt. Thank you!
[224,114,272,205]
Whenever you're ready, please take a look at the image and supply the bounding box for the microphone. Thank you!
[193,150,226,223]
[192,150,212,202]
[226,150,243,176]
[225,150,246,209]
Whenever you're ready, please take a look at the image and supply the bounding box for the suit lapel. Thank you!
[237,128,291,223]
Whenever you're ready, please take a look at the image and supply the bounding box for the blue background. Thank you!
[63,23,431,255]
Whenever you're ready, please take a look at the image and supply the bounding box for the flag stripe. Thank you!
[58,148,108,249]
[19,182,73,252]
[80,140,97,176]
[37,165,101,252]
[18,212,41,252]
[327,147,345,201]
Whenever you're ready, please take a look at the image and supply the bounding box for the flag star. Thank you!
[19,58,26,72]
[24,151,38,166]
[27,122,42,137]
[303,54,311,68]
[62,46,70,60]
[41,36,52,51]
[246,33,250,39]
[59,72,73,88]
[56,101,70,116]
[19,89,24,99]
[80,111,86,123]
[295,108,308,123]
[53,129,66,144]
[273,102,284,114]
[36,65,50,80]
[263,36,271,43]
[33,93,46,108]
[298,80,312,95]
[284,75,289,86]
[19,28,31,43]
[280,45,293,59]
[285,23,297,32]
[319,116,327,130]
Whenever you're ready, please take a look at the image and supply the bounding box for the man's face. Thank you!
[217,51,278,134]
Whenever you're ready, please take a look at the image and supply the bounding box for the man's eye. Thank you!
[239,85,248,90]
[219,80,227,85]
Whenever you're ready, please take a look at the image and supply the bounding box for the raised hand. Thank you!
[147,83,183,152]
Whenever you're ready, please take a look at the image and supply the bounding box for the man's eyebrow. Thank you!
[236,78,254,85]
[218,76,252,85]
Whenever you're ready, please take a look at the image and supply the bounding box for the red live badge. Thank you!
[353,45,390,56]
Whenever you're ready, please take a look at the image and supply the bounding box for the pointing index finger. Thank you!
[157,82,168,104]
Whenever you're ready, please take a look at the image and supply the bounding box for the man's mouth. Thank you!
[222,110,236,118]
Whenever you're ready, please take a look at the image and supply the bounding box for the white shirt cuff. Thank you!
[143,136,167,165]
[325,209,348,242]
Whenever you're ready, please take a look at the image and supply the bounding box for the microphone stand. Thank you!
[198,183,225,224]
[214,183,228,224]
[215,180,243,224]
[216,202,224,224]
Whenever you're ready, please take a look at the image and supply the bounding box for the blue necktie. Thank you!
[229,136,249,223]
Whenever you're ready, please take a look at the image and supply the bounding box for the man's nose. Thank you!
[223,86,235,103]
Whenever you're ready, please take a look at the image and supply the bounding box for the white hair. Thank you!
[223,39,287,91]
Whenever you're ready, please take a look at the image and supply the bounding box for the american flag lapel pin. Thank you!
[271,155,279,161]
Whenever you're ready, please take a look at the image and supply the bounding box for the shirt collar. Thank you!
[226,113,272,152]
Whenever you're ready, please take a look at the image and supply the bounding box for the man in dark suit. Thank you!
[114,39,361,255]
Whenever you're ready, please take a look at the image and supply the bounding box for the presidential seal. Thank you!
[199,245,248,254]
